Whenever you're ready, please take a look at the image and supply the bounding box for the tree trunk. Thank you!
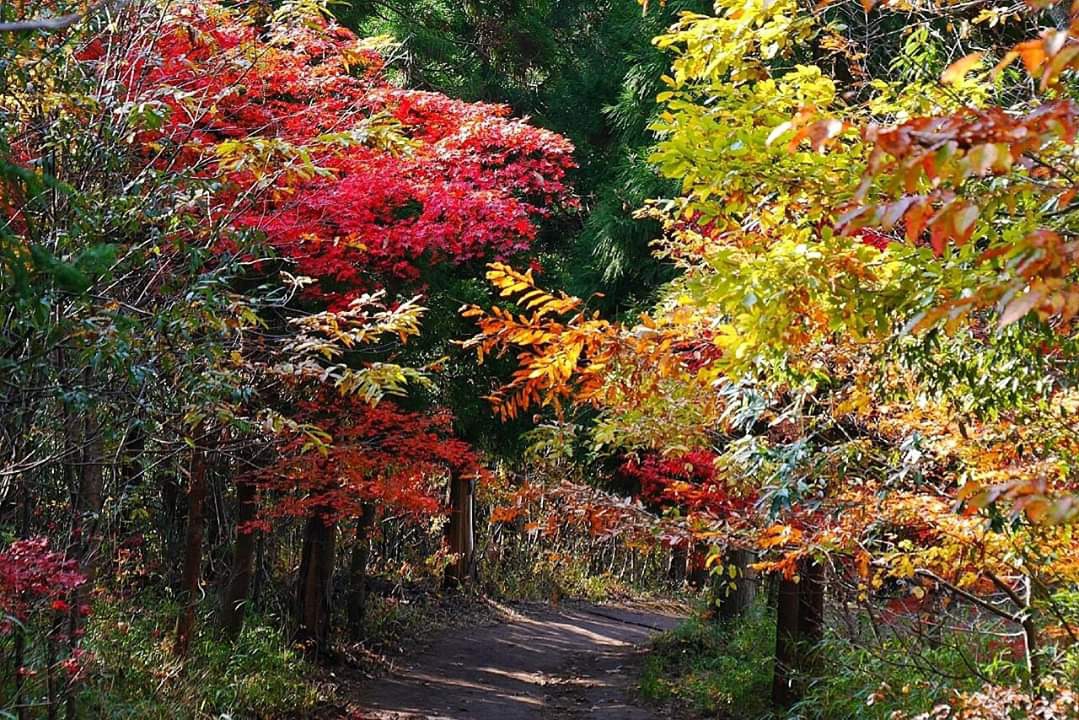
[116,424,145,538]
[668,544,688,587]
[799,560,825,649]
[1021,583,1040,689]
[65,411,103,720]
[717,548,757,621]
[174,427,210,657]
[253,532,265,611]
[444,473,474,587]
[771,559,826,709]
[14,629,27,720]
[687,542,709,588]
[295,512,336,658]
[346,503,377,640]
[220,479,258,639]
[162,473,182,586]
[772,573,802,708]
[76,417,104,563]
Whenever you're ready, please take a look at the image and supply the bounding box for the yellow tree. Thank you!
[464,0,1079,712]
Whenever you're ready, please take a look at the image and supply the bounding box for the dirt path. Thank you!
[352,601,683,720]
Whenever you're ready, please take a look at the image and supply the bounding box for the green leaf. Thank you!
[75,244,120,279]
[29,244,90,293]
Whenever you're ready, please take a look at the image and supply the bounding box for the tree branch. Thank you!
[914,568,1022,625]
[0,1,118,33]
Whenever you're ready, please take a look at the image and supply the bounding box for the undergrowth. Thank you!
[75,594,317,720]
[638,597,1048,720]
[479,545,673,603]
[639,603,774,718]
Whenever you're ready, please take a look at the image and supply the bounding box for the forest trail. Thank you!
[353,601,683,720]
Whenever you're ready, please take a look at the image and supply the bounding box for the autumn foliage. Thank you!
[253,393,485,526]
[3,0,1079,716]
[121,3,576,305]
[464,0,1079,714]
[2,0,583,701]
[0,538,85,633]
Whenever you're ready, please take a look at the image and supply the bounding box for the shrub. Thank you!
[639,602,774,718]
[78,594,317,719]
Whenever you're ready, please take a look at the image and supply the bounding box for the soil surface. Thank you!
[351,600,683,720]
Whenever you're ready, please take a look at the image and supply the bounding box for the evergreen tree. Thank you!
[336,0,710,314]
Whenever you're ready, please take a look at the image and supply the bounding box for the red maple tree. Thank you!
[93,1,578,654]
[118,3,576,305]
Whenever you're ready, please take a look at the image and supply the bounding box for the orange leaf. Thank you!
[490,505,522,524]
[1015,38,1047,74]
[951,204,980,244]
[903,200,929,244]
[801,119,849,152]
[930,221,949,256]
[941,52,983,85]
[758,524,803,549]
[1040,43,1079,90]
[855,550,871,579]
[992,50,1020,77]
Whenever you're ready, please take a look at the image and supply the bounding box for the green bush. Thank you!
[639,604,774,718]
[78,595,317,719]
[792,634,1002,720]
[639,599,1038,720]
[1046,588,1079,691]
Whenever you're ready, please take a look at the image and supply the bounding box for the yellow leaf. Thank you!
[766,121,793,147]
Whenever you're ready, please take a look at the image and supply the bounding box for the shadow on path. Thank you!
[354,602,682,720]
